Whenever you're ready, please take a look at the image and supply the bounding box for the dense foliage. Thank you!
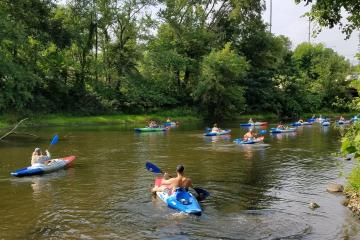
[0,0,354,119]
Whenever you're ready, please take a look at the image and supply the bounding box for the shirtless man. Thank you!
[211,123,220,133]
[243,128,255,141]
[151,165,192,194]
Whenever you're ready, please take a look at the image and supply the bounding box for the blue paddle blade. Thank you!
[50,135,59,145]
[259,130,267,134]
[145,161,162,174]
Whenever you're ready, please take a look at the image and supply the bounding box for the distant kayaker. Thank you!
[277,122,285,129]
[340,116,345,121]
[151,165,192,194]
[211,123,220,133]
[166,117,171,122]
[31,148,51,165]
[148,120,158,128]
[243,128,255,141]
[298,118,304,123]
[248,118,254,124]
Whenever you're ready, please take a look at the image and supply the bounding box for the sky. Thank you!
[262,0,359,65]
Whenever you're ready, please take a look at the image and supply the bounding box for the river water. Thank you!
[0,122,359,239]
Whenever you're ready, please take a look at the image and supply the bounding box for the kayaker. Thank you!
[248,118,254,124]
[340,116,345,121]
[243,128,255,141]
[31,148,51,165]
[148,120,158,128]
[277,122,285,129]
[151,165,192,194]
[166,117,171,122]
[298,118,304,123]
[211,123,220,133]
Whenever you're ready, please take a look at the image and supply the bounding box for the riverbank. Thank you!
[0,112,201,129]
[1,111,356,129]
[345,161,360,215]
[235,112,357,121]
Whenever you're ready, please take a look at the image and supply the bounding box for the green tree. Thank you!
[295,0,360,37]
[193,43,249,119]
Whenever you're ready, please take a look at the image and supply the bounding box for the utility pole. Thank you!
[308,16,311,43]
[270,0,272,33]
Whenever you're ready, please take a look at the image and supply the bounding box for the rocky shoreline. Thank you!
[345,192,360,216]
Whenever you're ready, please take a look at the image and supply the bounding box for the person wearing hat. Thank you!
[151,165,192,194]
[31,148,51,165]
[243,128,255,141]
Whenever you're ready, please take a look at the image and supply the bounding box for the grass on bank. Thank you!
[346,160,360,193]
[0,109,201,129]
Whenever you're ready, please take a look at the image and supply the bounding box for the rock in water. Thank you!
[341,198,350,206]
[309,202,320,209]
[327,183,344,193]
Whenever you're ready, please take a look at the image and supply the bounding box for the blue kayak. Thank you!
[240,122,268,127]
[351,117,359,122]
[234,136,264,144]
[155,177,202,215]
[270,128,296,133]
[322,121,330,126]
[204,129,231,136]
[11,156,76,177]
[291,122,313,126]
[307,118,316,122]
[164,122,177,127]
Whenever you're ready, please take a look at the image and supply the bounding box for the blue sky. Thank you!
[263,0,359,65]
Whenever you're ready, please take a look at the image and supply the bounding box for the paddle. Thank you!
[48,134,59,149]
[145,161,210,199]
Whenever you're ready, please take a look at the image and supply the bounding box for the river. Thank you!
[0,122,359,239]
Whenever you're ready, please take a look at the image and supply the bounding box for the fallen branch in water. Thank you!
[0,118,29,141]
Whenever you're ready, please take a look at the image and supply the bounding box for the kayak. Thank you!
[270,128,296,133]
[307,118,316,122]
[234,136,264,144]
[164,122,177,127]
[337,120,350,125]
[204,129,231,136]
[239,122,268,127]
[154,177,202,215]
[292,121,313,126]
[135,127,167,132]
[351,117,359,122]
[322,121,330,126]
[11,156,76,177]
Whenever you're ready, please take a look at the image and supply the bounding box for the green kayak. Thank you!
[134,127,167,132]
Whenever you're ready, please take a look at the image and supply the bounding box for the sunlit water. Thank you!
[0,123,359,239]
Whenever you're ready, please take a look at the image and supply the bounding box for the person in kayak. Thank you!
[277,122,285,129]
[151,165,192,194]
[339,116,345,121]
[211,123,220,133]
[31,148,51,165]
[148,120,158,128]
[298,118,304,123]
[248,118,254,124]
[243,128,255,141]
